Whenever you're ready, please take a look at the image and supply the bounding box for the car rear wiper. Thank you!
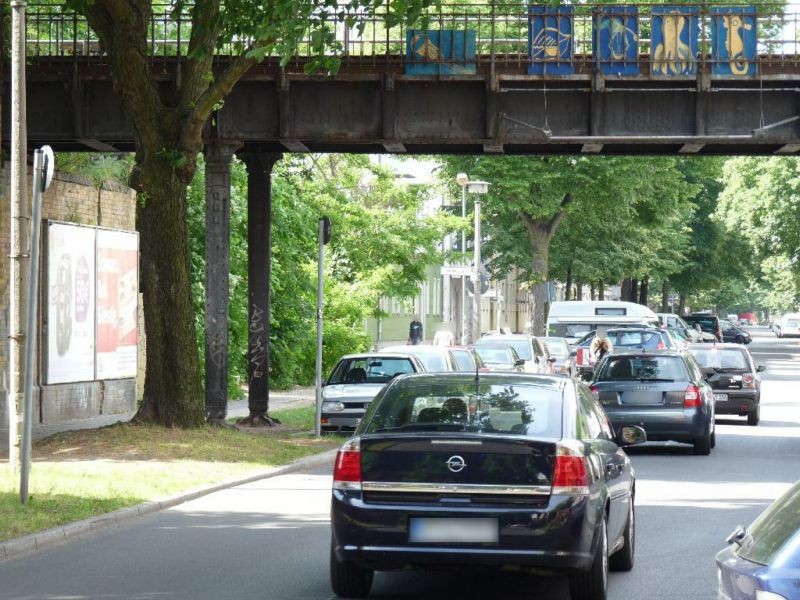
[375,423,467,433]
[637,378,675,382]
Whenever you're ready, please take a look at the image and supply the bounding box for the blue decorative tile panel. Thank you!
[406,30,477,75]
[651,6,699,77]
[528,5,574,75]
[711,7,757,76]
[594,6,640,76]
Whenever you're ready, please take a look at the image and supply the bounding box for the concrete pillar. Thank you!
[241,152,282,420]
[203,140,240,422]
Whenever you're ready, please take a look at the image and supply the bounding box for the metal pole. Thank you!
[8,0,28,472]
[314,219,325,437]
[20,149,44,504]
[474,200,482,342]
[460,184,467,345]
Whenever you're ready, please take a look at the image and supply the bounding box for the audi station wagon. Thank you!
[329,373,646,599]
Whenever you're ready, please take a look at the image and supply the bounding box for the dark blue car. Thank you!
[716,480,800,600]
[329,373,646,599]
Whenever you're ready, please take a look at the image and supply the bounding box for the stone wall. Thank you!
[0,163,139,448]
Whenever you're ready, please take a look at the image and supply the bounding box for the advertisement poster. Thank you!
[46,222,97,384]
[95,229,139,380]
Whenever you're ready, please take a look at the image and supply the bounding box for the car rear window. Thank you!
[688,316,718,330]
[451,350,476,372]
[329,358,416,384]
[474,347,514,364]
[596,356,689,382]
[689,348,749,370]
[612,331,660,347]
[737,483,800,567]
[364,382,563,438]
[548,323,594,339]
[544,338,568,357]
[478,337,532,360]
[787,320,800,328]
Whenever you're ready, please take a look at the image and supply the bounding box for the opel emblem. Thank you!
[446,455,467,473]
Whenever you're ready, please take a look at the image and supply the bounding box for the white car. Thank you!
[775,314,800,338]
[474,333,551,374]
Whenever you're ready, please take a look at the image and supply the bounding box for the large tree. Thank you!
[62,0,430,426]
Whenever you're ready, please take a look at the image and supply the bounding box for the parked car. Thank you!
[738,318,750,327]
[447,346,485,372]
[590,349,716,455]
[475,333,550,374]
[320,353,426,434]
[773,313,800,338]
[720,321,752,344]
[330,372,646,599]
[686,343,764,426]
[656,313,703,343]
[543,336,577,377]
[381,345,460,372]
[716,479,800,600]
[470,343,526,372]
[572,327,679,379]
[685,313,724,342]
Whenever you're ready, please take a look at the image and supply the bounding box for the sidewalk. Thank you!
[228,386,316,419]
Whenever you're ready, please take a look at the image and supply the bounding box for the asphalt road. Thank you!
[1,328,798,600]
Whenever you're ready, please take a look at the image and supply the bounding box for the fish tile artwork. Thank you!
[651,5,700,77]
[711,7,757,76]
[594,5,639,76]
[405,30,477,75]
[528,5,574,75]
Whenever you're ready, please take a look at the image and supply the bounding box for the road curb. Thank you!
[0,448,337,563]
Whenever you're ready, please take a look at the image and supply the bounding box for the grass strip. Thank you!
[0,405,339,542]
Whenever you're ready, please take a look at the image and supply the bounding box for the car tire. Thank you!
[735,336,744,344]
[569,516,608,600]
[330,537,374,598]
[748,404,760,426]
[693,428,712,456]
[609,497,635,572]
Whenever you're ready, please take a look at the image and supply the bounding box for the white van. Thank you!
[547,300,660,343]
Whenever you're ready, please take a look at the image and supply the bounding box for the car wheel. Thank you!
[735,336,744,344]
[330,537,374,598]
[710,429,716,449]
[609,497,635,572]
[693,427,712,456]
[747,404,760,427]
[569,516,608,600]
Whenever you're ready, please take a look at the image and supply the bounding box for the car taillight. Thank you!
[717,328,723,340]
[743,374,755,389]
[552,443,589,495]
[590,385,600,399]
[332,437,362,491]
[684,385,701,408]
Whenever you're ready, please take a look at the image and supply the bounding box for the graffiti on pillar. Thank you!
[528,6,574,75]
[651,6,699,76]
[208,327,226,369]
[594,6,639,75]
[248,304,267,380]
[712,7,757,76]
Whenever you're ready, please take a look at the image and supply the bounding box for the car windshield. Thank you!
[543,338,568,357]
[406,351,449,372]
[688,317,717,331]
[478,337,532,360]
[328,357,416,385]
[548,323,594,339]
[364,381,563,437]
[737,482,800,567]
[689,348,748,370]
[596,355,688,382]
[450,350,476,371]
[474,347,515,365]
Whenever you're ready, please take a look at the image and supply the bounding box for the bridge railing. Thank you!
[3,2,800,74]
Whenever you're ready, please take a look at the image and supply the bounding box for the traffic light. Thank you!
[320,216,332,245]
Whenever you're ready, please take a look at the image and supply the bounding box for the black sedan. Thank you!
[687,344,764,426]
[590,350,716,455]
[720,321,752,344]
[330,373,646,599]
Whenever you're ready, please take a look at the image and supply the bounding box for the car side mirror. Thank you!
[617,425,647,447]
[548,356,557,363]
[756,365,766,373]
[515,359,526,367]
[570,350,577,358]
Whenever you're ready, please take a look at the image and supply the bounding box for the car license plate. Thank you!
[409,518,498,543]
[714,393,729,402]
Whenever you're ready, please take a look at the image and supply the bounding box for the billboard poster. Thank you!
[45,222,97,384]
[95,229,139,380]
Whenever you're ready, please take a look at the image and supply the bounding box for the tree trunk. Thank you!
[565,265,572,301]
[639,277,649,306]
[576,280,583,301]
[661,281,669,312]
[598,280,605,300]
[621,278,631,302]
[134,157,205,427]
[590,283,596,301]
[678,292,687,316]
[630,279,639,303]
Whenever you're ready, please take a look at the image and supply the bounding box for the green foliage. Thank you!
[56,153,134,188]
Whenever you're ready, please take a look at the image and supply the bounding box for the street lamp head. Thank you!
[467,181,490,194]
[456,172,469,186]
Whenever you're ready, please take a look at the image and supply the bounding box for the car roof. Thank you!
[381,344,450,354]
[389,371,569,389]
[338,352,422,360]
[606,348,686,357]
[480,333,530,339]
[686,343,748,350]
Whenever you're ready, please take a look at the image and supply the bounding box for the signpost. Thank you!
[314,217,331,437]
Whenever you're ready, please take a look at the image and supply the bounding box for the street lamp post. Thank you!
[456,173,468,344]
[466,181,490,341]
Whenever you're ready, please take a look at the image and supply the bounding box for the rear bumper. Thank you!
[712,390,759,415]
[603,407,710,442]
[331,491,601,573]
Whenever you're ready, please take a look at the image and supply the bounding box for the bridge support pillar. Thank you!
[204,140,241,423]
[240,152,282,424]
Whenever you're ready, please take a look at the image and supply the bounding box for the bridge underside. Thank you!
[3,58,800,155]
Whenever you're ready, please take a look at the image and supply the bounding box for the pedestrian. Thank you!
[590,326,613,362]
[432,323,455,347]
[408,315,424,345]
